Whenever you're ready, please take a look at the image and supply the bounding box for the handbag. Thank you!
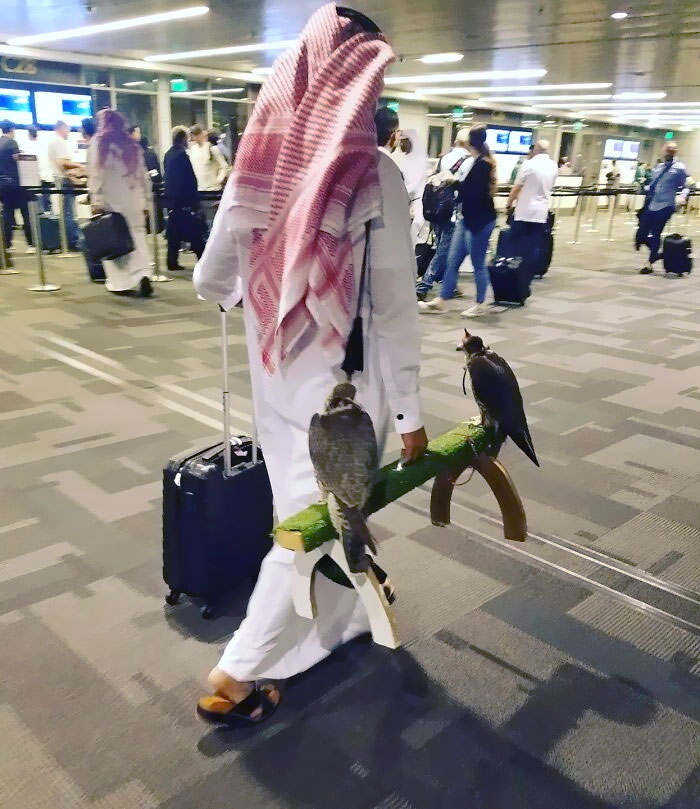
[415,226,435,277]
[82,212,134,262]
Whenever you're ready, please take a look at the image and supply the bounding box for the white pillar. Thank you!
[156,77,172,160]
[205,80,213,129]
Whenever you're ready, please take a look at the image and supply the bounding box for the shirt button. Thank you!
[397,414,404,421]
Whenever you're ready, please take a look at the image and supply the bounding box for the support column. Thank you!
[156,77,172,160]
[205,80,213,129]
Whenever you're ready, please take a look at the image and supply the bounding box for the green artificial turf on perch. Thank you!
[276,421,498,554]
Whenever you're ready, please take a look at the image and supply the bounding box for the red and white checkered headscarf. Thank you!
[222,3,394,374]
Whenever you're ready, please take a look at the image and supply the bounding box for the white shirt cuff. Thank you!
[389,393,423,434]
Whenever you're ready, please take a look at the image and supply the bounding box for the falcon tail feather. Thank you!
[510,427,540,467]
[340,504,377,573]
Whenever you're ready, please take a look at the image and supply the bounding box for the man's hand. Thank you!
[401,427,429,465]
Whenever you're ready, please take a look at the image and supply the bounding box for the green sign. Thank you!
[665,130,674,140]
[170,78,189,93]
[573,120,583,131]
[385,100,399,113]
[452,106,465,118]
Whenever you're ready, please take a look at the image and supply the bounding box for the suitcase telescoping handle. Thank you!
[219,306,258,478]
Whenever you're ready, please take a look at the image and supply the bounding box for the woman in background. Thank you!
[87,109,152,297]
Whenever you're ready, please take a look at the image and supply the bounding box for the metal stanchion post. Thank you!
[57,190,70,255]
[568,190,585,244]
[601,192,616,241]
[150,192,172,283]
[588,191,600,232]
[0,199,20,275]
[27,198,60,292]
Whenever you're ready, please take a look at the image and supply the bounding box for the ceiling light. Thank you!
[479,94,611,103]
[7,6,209,46]
[123,81,146,87]
[384,68,547,86]
[415,83,611,96]
[215,77,223,81]
[146,39,297,62]
[418,53,464,64]
[251,67,274,76]
[610,11,629,20]
[612,92,667,100]
[179,87,244,95]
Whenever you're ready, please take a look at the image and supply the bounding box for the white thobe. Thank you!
[87,143,151,292]
[192,152,422,681]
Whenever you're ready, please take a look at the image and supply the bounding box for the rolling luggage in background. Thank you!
[81,243,106,282]
[162,307,273,618]
[39,213,61,253]
[489,255,531,306]
[496,225,518,259]
[663,234,692,275]
[534,212,555,279]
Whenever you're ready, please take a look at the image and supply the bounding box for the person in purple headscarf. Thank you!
[87,108,153,297]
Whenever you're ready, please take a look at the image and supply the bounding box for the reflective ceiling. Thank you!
[2,1,700,122]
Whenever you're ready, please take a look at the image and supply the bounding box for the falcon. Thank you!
[459,330,539,466]
[308,382,379,573]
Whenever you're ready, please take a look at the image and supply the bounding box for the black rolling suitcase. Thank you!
[81,243,106,282]
[534,212,555,279]
[162,307,273,618]
[489,255,531,306]
[662,234,692,275]
[39,213,61,252]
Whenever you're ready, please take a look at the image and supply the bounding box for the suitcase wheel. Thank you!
[201,603,214,620]
[165,589,181,606]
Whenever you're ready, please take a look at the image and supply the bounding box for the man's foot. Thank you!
[418,298,446,314]
[6,246,15,254]
[25,246,36,255]
[197,667,281,726]
[140,276,154,297]
[416,291,427,302]
[639,265,653,275]
[453,290,465,299]
[461,303,490,318]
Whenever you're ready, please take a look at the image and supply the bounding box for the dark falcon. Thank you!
[459,330,539,466]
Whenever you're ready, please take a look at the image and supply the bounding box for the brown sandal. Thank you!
[197,684,280,727]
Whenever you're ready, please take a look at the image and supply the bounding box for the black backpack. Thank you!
[421,154,467,224]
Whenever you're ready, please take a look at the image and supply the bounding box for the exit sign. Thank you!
[452,106,465,118]
[385,100,399,113]
[170,78,189,92]
[665,130,674,139]
[574,121,583,131]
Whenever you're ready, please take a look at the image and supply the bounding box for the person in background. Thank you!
[163,125,206,272]
[207,128,229,163]
[636,141,688,275]
[506,139,558,274]
[634,161,646,186]
[81,117,96,142]
[128,125,141,143]
[47,120,82,250]
[87,109,152,297]
[0,119,34,256]
[415,127,471,302]
[510,156,524,185]
[189,124,229,231]
[24,124,54,213]
[558,156,573,176]
[375,106,400,157]
[606,159,620,188]
[393,129,428,244]
[193,4,426,727]
[420,123,498,317]
[139,135,163,233]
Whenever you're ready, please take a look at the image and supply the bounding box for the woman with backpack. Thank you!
[419,124,497,317]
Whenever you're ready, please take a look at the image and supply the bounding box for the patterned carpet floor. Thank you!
[0,211,699,808]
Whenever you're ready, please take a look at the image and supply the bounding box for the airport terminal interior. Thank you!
[1,2,699,808]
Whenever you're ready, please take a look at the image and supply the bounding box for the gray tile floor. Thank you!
[1,211,699,808]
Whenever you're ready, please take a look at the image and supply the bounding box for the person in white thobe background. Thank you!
[192,3,428,727]
[87,109,153,297]
[393,128,428,244]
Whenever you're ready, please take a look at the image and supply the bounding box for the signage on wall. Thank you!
[452,106,465,118]
[170,78,189,93]
[665,130,674,140]
[573,121,583,132]
[385,100,399,113]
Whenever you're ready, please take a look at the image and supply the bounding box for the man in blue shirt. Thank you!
[637,142,688,274]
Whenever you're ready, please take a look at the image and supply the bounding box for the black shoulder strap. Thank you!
[341,221,372,379]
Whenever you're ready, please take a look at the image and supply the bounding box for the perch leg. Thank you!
[292,547,325,620]
[327,541,399,650]
[430,454,527,542]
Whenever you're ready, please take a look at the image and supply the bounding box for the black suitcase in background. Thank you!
[39,213,61,252]
[81,244,106,282]
[489,256,531,305]
[162,308,273,618]
[663,234,692,275]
